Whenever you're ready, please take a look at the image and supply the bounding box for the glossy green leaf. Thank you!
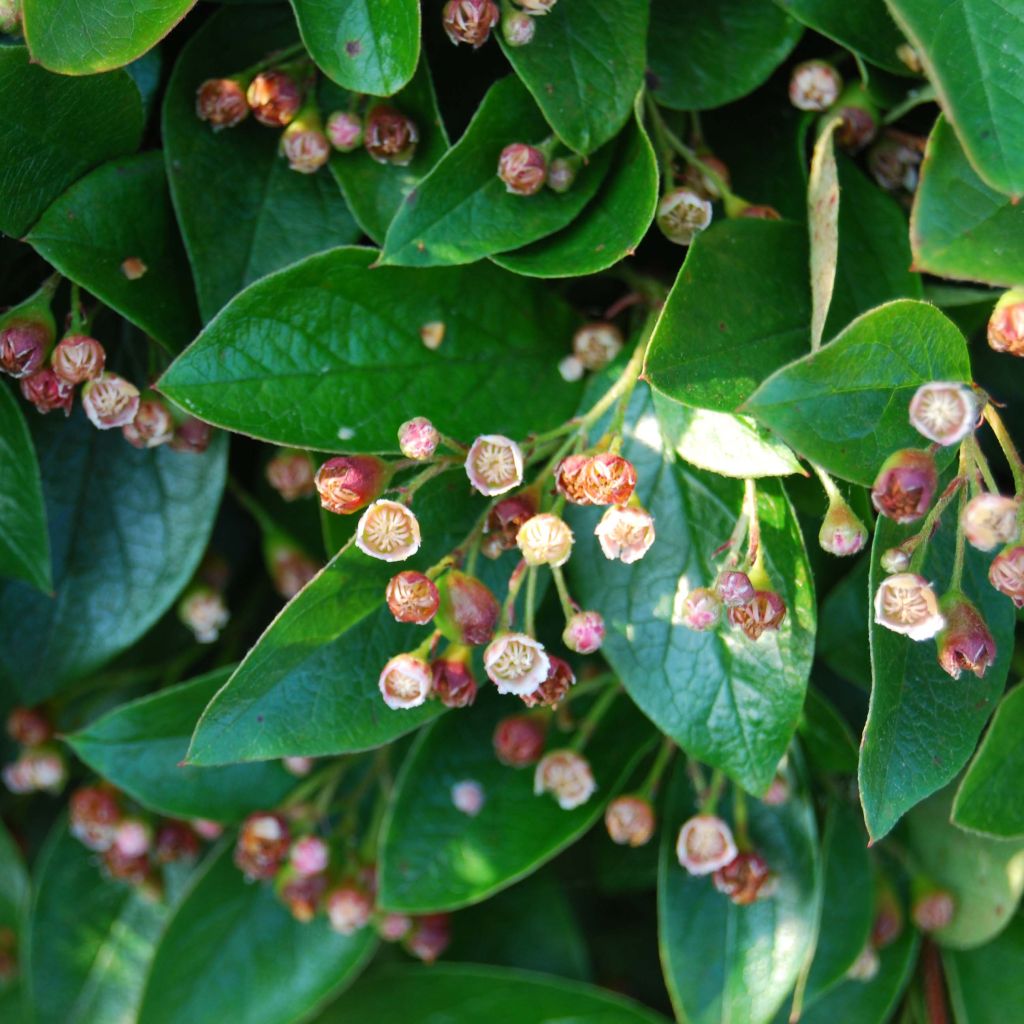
[658,758,821,1024]
[492,107,658,278]
[320,963,669,1024]
[745,300,971,486]
[498,0,647,154]
[0,382,50,592]
[648,0,803,110]
[0,818,28,932]
[944,914,1024,1024]
[645,220,812,413]
[952,684,1024,838]
[137,843,376,1024]
[378,689,654,913]
[0,46,143,238]
[291,0,419,96]
[567,392,817,796]
[817,557,871,689]
[0,407,227,703]
[160,247,581,453]
[22,0,195,75]
[885,0,1024,196]
[906,787,1024,949]
[798,688,859,775]
[25,822,170,1024]
[67,669,297,823]
[809,119,841,351]
[327,61,449,245]
[163,6,360,321]
[126,49,164,121]
[381,76,612,267]
[27,153,200,353]
[776,0,910,74]
[910,115,1024,287]
[860,515,1014,842]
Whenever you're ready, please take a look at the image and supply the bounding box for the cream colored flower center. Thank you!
[880,581,934,624]
[385,666,426,699]
[472,442,518,488]
[490,639,539,680]
[663,193,710,231]
[915,388,967,435]
[91,380,134,417]
[363,507,414,553]
[390,576,432,610]
[686,824,727,859]
[795,66,838,105]
[519,515,572,564]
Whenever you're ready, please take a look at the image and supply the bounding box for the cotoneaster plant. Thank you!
[1,1,1024,1022]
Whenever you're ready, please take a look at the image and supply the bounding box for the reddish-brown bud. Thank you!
[580,452,638,505]
[867,131,924,194]
[431,649,478,708]
[269,544,319,600]
[493,714,546,767]
[715,571,755,607]
[0,319,52,379]
[122,398,174,449]
[727,590,786,641]
[605,795,655,847]
[405,913,451,963]
[20,368,72,416]
[712,852,776,905]
[81,372,140,430]
[988,288,1024,356]
[246,70,302,127]
[326,111,363,152]
[936,593,996,679]
[870,449,937,523]
[736,204,782,220]
[196,77,249,129]
[278,867,327,922]
[103,844,150,884]
[386,570,440,625]
[234,812,290,879]
[521,655,575,708]
[314,456,391,515]
[989,544,1024,607]
[498,143,547,196]
[6,706,52,746]
[435,570,501,646]
[51,333,105,385]
[485,490,538,551]
[70,785,121,851]
[364,105,419,166]
[155,820,200,864]
[443,0,499,47]
[911,886,955,932]
[169,416,213,453]
[266,450,316,501]
[555,454,593,505]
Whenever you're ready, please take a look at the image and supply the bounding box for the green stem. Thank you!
[699,769,726,815]
[965,435,999,494]
[570,683,619,752]
[908,476,966,575]
[581,334,649,431]
[638,738,676,800]
[732,786,750,850]
[551,564,576,620]
[949,449,970,591]
[395,458,458,501]
[984,406,1024,494]
[500,559,528,629]
[524,566,538,638]
[643,92,678,188]
[810,461,842,504]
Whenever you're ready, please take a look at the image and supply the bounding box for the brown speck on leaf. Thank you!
[545,83,554,95]
[120,257,148,280]
[345,40,361,56]
[416,241,426,252]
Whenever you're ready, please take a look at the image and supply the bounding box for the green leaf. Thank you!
[808,119,841,351]
[745,300,971,486]
[910,115,1024,287]
[567,391,816,796]
[952,684,1024,838]
[944,914,1024,1023]
[22,0,195,74]
[378,688,654,913]
[860,515,1015,842]
[658,758,821,1024]
[327,60,449,245]
[885,0,1024,196]
[291,0,419,97]
[798,688,859,776]
[817,557,871,689]
[162,5,361,321]
[27,153,200,353]
[159,246,582,453]
[905,787,1024,949]
[645,220,812,413]
[491,106,658,278]
[25,822,170,1024]
[648,0,803,110]
[137,843,376,1024]
[0,46,143,238]
[0,382,50,592]
[381,76,612,268]
[0,408,227,703]
[776,0,910,75]
[0,818,28,932]
[317,963,669,1024]
[67,669,297,823]
[497,0,648,155]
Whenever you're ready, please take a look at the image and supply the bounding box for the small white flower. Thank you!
[873,573,945,641]
[465,434,524,496]
[356,500,422,562]
[572,322,623,371]
[378,653,433,709]
[516,513,574,567]
[908,381,979,446]
[483,632,550,695]
[675,815,737,876]
[81,372,140,429]
[451,779,486,817]
[534,750,596,810]
[656,188,712,246]
[962,493,1018,551]
[594,505,655,564]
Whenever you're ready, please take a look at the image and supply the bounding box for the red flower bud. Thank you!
[498,143,547,196]
[521,655,575,708]
[364,105,419,166]
[435,570,501,646]
[712,852,776,905]
[169,416,213,453]
[269,544,319,599]
[605,795,655,847]
[51,333,105,385]
[727,590,786,641]
[290,835,330,877]
[234,812,290,880]
[911,886,955,932]
[493,714,546,767]
[20,368,73,416]
[562,609,605,654]
[789,60,843,111]
[6,706,52,746]
[327,884,374,935]
[314,456,391,515]
[113,817,152,859]
[81,372,140,430]
[485,491,538,552]
[122,398,175,448]
[682,587,722,631]
[502,10,535,45]
[246,70,302,127]
[386,570,440,625]
[580,452,638,505]
[988,288,1024,357]
[716,571,755,607]
[278,868,327,922]
[989,544,1024,607]
[196,77,249,130]
[70,785,121,851]
[377,912,413,942]
[431,649,478,708]
[103,844,150,885]
[404,913,451,963]
[572,323,623,371]
[266,450,316,501]
[0,318,53,379]
[398,416,440,460]
[443,0,499,47]
[155,820,200,864]
[867,130,924,193]
[936,593,996,679]
[871,449,937,523]
[326,111,363,152]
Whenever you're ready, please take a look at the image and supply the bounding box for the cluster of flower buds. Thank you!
[867,129,925,205]
[682,568,786,642]
[178,581,230,644]
[497,140,578,197]
[675,813,776,905]
[2,706,67,796]
[559,322,624,381]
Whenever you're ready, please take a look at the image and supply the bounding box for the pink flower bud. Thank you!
[547,157,577,193]
[874,573,944,640]
[484,632,550,695]
[404,913,451,963]
[988,288,1024,356]
[196,77,249,129]
[572,322,623,371]
[682,587,722,631]
[435,570,500,645]
[191,818,224,841]
[234,812,290,879]
[872,882,904,949]
[356,499,421,562]
[871,449,937,523]
[326,110,363,152]
[122,398,175,448]
[114,817,152,858]
[521,655,575,708]
[283,756,315,777]
[502,10,536,45]
[727,590,787,640]
[379,653,433,709]
[515,0,558,13]
[386,570,439,624]
[788,60,843,111]
[326,885,374,935]
[280,122,331,175]
[443,0,499,46]
[605,795,655,847]
[81,372,140,430]
[20,368,73,416]
[595,505,655,563]
[498,144,547,196]
[178,584,229,643]
[51,333,105,385]
[962,493,1018,551]
[937,594,996,679]
[534,749,596,810]
[103,844,151,885]
[516,513,574,567]
[155,821,200,864]
[70,785,121,850]
[880,545,912,574]
[912,888,955,932]
[5,746,66,793]
[736,204,782,220]
[989,544,1024,607]
[562,610,605,654]
[909,381,979,446]
[493,714,546,766]
[169,416,213,453]
[246,71,302,127]
[830,87,878,153]
[377,912,413,942]
[713,852,777,905]
[278,868,327,922]
[485,490,538,551]
[716,571,755,607]
[431,651,478,708]
[761,771,790,806]
[867,130,924,193]
[2,760,33,795]
[266,450,316,501]
[6,706,52,746]
[657,188,712,245]
[397,416,440,460]
[819,495,868,557]
[0,318,52,378]
[451,779,485,816]
[290,835,330,877]
[269,544,319,599]
[676,815,737,875]
[364,105,419,166]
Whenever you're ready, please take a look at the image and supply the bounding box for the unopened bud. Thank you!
[819,494,868,557]
[736,203,782,220]
[493,714,546,766]
[20,368,73,416]
[269,543,319,599]
[871,449,937,523]
[547,157,578,193]
[103,844,150,884]
[681,154,731,201]
[191,818,224,841]
[290,835,330,877]
[364,105,419,166]
[266,450,316,501]
[169,416,212,453]
[502,10,535,45]
[315,456,391,514]
[656,188,712,245]
[283,756,315,776]
[404,913,451,963]
[51,333,105,385]
[70,785,121,850]
[451,779,485,816]
[605,795,655,847]
[386,570,439,624]
[534,749,596,810]
[327,885,373,934]
[572,322,623,371]
[246,71,302,127]
[595,504,655,563]
[466,434,524,496]
[712,851,776,905]
[562,610,605,654]
[379,653,433,709]
[377,912,413,942]
[558,354,584,381]
[113,817,152,858]
[484,632,550,695]
[81,372,140,430]
[280,117,331,175]
[911,886,956,932]
[6,706,52,746]
[521,655,574,708]
[326,110,363,152]
[867,130,924,193]
[909,381,979,446]
[962,493,1018,551]
[0,0,20,33]
[989,544,1024,607]
[682,587,722,631]
[987,288,1024,356]
[485,490,538,551]
[789,60,843,111]
[278,868,327,922]
[830,86,878,153]
[515,0,558,14]
[435,570,500,645]
[716,571,755,607]
[398,416,439,460]
[937,593,996,679]
[498,143,547,196]
[431,650,478,708]
[874,573,944,640]
[517,512,574,567]
[676,815,737,875]
[196,77,249,129]
[4,746,66,793]
[0,318,52,379]
[728,590,787,641]
[234,812,290,879]
[443,0,499,47]
[880,545,912,574]
[154,821,200,864]
[178,584,229,643]
[122,397,174,448]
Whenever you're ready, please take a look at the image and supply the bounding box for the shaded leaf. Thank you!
[944,914,1024,1023]
[808,118,841,350]
[0,818,28,932]
[817,557,871,689]
[798,688,859,775]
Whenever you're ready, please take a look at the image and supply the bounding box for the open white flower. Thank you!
[356,500,422,562]
[873,573,945,640]
[594,505,655,564]
[908,381,979,446]
[483,632,550,695]
[516,513,574,567]
[676,814,738,876]
[465,434,524,496]
[534,750,596,810]
[378,653,433,709]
